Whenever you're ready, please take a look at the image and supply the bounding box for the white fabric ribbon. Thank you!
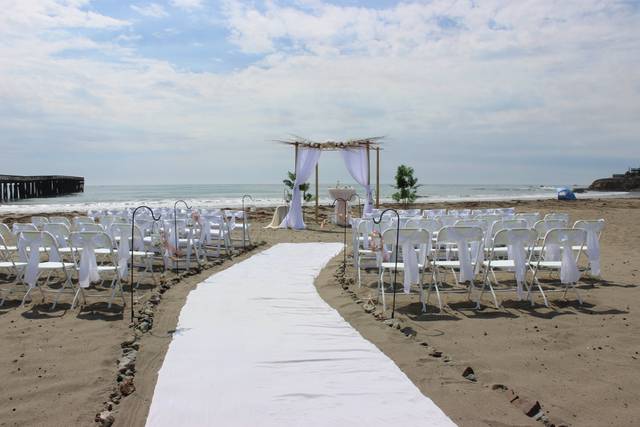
[21,237,42,288]
[545,243,561,261]
[446,229,476,283]
[116,229,130,279]
[77,237,100,288]
[506,233,529,299]
[559,238,580,284]
[399,236,419,294]
[585,229,601,276]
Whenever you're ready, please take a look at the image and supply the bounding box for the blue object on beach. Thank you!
[557,187,577,200]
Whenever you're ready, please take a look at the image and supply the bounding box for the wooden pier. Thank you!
[0,175,84,202]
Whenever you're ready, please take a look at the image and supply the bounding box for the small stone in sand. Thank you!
[462,366,477,382]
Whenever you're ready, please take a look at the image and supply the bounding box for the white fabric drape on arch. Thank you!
[341,147,373,214]
[280,148,321,230]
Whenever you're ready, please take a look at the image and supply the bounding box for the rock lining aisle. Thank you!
[145,243,455,426]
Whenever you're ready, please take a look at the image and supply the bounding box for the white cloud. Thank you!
[130,3,168,18]
[170,0,203,11]
[0,0,638,184]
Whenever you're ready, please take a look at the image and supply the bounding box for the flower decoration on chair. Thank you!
[159,229,182,259]
[369,230,389,262]
[191,210,201,226]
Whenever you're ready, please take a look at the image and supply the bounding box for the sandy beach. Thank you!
[0,198,638,426]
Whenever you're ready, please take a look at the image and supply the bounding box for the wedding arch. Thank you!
[277,136,383,230]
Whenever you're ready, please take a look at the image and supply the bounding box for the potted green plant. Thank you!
[392,165,420,207]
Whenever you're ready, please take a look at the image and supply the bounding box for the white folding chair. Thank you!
[110,224,157,287]
[199,214,231,259]
[353,220,376,288]
[377,228,432,313]
[527,228,586,306]
[573,219,605,277]
[428,226,484,311]
[480,228,537,308]
[17,231,76,309]
[70,231,125,309]
[0,233,28,306]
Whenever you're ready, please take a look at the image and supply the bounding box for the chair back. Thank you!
[382,228,431,245]
[17,231,61,261]
[73,216,96,226]
[490,219,528,236]
[76,223,104,233]
[533,220,567,240]
[573,219,605,237]
[438,215,460,227]
[49,216,72,228]
[544,212,569,224]
[405,218,440,234]
[13,223,38,234]
[541,228,586,249]
[422,209,446,218]
[515,212,540,228]
[43,223,71,248]
[437,226,484,245]
[31,216,49,229]
[492,228,537,249]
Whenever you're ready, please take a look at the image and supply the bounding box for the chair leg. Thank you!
[378,269,386,313]
[21,286,34,307]
[419,274,426,313]
[71,288,82,309]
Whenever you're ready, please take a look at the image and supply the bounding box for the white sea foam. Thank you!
[0,191,633,215]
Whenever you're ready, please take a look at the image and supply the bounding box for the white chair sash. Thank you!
[506,233,530,299]
[21,237,43,288]
[545,243,561,261]
[398,232,421,294]
[115,229,130,279]
[583,228,601,276]
[559,238,580,284]
[446,229,476,283]
[74,235,100,288]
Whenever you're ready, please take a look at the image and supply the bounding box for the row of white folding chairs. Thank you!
[374,225,594,314]
[355,219,603,311]
[0,230,128,309]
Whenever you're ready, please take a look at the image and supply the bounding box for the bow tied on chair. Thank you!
[559,235,580,284]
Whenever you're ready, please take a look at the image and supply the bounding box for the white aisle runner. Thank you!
[146,243,455,427]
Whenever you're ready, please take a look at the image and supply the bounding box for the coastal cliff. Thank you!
[589,168,640,191]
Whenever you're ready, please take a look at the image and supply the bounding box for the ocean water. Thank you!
[0,183,631,214]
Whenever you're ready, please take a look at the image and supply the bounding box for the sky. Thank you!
[0,0,639,186]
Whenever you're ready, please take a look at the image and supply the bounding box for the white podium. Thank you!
[328,188,356,226]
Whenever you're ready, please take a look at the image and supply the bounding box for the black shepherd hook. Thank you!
[331,194,357,271]
[241,194,253,250]
[372,208,401,319]
[131,205,161,322]
[173,200,192,274]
